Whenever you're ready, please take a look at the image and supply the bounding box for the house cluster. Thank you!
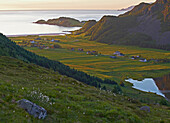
[86,51,98,55]
[130,55,148,62]
[110,51,125,59]
[78,48,84,51]
[27,40,57,49]
[110,51,149,63]
[113,51,125,56]
[35,37,60,42]
[69,48,84,52]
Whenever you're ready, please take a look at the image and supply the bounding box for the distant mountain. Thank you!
[118,6,135,11]
[34,17,84,27]
[73,0,170,50]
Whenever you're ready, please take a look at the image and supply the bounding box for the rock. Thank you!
[17,99,47,119]
[140,106,150,112]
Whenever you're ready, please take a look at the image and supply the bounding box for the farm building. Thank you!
[139,58,147,62]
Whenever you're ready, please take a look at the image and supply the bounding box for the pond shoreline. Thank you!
[125,77,170,102]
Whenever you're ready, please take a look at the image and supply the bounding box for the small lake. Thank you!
[125,74,170,101]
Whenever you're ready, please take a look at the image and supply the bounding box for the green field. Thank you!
[11,35,170,82]
[9,35,170,102]
[1,56,170,122]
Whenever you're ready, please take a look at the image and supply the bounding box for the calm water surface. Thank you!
[125,74,170,101]
[0,10,126,36]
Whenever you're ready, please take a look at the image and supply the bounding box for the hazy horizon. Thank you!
[0,0,156,10]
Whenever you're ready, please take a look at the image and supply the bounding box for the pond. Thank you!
[125,74,170,101]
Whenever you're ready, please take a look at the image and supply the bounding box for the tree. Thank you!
[112,85,122,94]
[102,86,107,90]
[120,81,125,87]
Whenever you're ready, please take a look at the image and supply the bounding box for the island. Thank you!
[34,17,85,27]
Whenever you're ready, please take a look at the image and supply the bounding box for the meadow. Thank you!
[11,35,170,81]
[1,56,170,122]
[9,35,170,102]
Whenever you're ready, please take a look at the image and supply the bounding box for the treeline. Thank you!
[0,33,118,88]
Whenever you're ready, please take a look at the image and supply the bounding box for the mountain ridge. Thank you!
[73,0,170,50]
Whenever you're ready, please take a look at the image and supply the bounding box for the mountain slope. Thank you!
[0,56,170,122]
[73,20,97,35]
[118,5,135,11]
[74,0,170,50]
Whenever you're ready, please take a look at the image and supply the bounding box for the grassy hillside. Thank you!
[10,35,170,104]
[0,56,170,122]
[0,33,119,89]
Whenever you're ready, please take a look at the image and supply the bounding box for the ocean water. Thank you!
[0,10,126,36]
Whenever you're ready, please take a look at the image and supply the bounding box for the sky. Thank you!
[0,0,156,10]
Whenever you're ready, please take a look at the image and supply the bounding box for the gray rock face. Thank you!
[140,106,150,112]
[17,99,47,119]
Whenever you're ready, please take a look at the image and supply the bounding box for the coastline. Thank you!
[6,33,68,37]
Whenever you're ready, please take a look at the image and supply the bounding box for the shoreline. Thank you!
[6,33,68,37]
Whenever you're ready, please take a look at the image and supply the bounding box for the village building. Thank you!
[17,99,47,119]
[136,55,140,58]
[71,48,75,51]
[86,51,92,54]
[113,51,121,55]
[51,39,55,42]
[139,58,147,62]
[30,41,35,44]
[78,48,84,51]
[118,53,125,56]
[131,56,135,60]
[113,51,125,56]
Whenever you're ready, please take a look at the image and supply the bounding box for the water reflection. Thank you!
[125,74,170,101]
[125,78,165,97]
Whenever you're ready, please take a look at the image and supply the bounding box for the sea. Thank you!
[0,10,126,36]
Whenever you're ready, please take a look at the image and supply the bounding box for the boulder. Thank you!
[17,99,47,119]
[140,106,150,112]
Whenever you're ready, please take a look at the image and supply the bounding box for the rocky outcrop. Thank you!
[34,17,84,27]
[17,99,47,119]
[140,106,150,112]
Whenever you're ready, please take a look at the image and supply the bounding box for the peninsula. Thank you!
[34,17,85,27]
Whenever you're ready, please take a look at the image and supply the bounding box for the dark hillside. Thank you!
[73,20,97,35]
[0,33,117,88]
[73,0,170,50]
